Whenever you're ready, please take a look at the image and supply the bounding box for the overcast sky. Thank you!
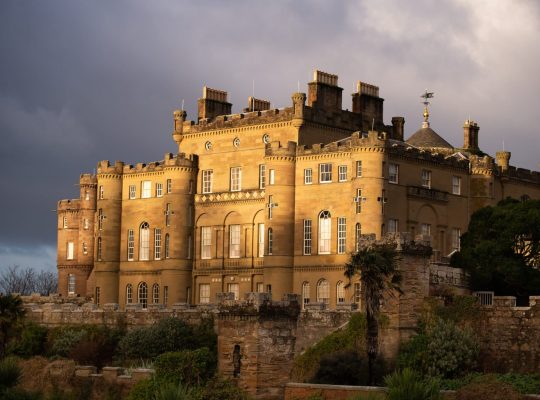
[1,0,539,271]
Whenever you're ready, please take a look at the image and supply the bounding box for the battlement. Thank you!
[122,153,197,174]
[356,81,380,97]
[313,69,339,87]
[57,199,81,211]
[97,160,124,174]
[79,174,97,186]
[502,165,540,184]
[389,142,470,170]
[265,140,297,157]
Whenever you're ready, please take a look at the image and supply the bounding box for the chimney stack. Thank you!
[197,86,232,121]
[463,119,480,151]
[391,116,405,141]
[307,70,343,112]
[352,81,384,131]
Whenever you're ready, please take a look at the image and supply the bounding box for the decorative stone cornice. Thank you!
[195,189,265,204]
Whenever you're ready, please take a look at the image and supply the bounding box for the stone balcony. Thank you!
[195,189,265,204]
[195,257,264,270]
[407,185,448,202]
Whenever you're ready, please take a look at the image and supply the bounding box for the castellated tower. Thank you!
[57,174,97,297]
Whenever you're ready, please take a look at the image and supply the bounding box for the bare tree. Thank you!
[34,270,58,295]
[0,265,57,295]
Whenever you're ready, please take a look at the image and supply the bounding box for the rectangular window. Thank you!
[421,223,431,238]
[141,181,152,198]
[389,164,399,184]
[268,228,273,255]
[165,234,170,259]
[201,227,212,259]
[355,189,362,214]
[388,219,399,233]
[67,242,74,260]
[156,183,163,197]
[268,195,274,219]
[258,223,265,257]
[199,284,210,304]
[269,169,275,185]
[302,283,310,309]
[84,219,89,230]
[319,214,331,254]
[139,227,149,261]
[163,286,168,306]
[229,224,241,258]
[202,170,213,194]
[337,217,346,254]
[68,274,76,295]
[82,242,88,255]
[319,163,332,183]
[165,203,171,226]
[95,287,100,305]
[166,179,172,194]
[154,228,161,260]
[452,228,461,251]
[127,229,134,261]
[98,209,103,230]
[303,219,312,255]
[129,185,136,199]
[338,165,347,182]
[257,283,264,293]
[452,176,461,195]
[354,282,361,305]
[337,283,345,304]
[99,186,104,199]
[422,170,432,189]
[259,165,266,189]
[230,167,242,191]
[356,161,362,177]
[84,191,89,201]
[188,235,192,259]
[227,283,239,300]
[97,238,102,261]
[304,168,313,184]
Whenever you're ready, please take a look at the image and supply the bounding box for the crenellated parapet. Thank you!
[264,140,297,159]
[57,199,81,212]
[121,153,197,175]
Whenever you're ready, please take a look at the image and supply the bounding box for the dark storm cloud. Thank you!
[1,0,539,268]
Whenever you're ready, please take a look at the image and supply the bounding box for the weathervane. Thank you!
[420,89,434,128]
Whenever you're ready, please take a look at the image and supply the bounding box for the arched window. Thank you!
[302,282,310,309]
[139,222,150,260]
[268,228,273,255]
[318,211,331,254]
[164,234,170,258]
[153,284,160,304]
[126,284,133,304]
[336,281,345,304]
[355,223,361,252]
[138,282,148,308]
[316,279,329,304]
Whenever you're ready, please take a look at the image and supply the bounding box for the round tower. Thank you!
[93,160,123,305]
[172,109,187,152]
[496,151,511,173]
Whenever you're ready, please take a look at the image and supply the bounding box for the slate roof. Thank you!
[406,127,454,150]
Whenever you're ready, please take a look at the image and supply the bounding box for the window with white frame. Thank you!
[318,211,331,254]
[316,279,329,304]
[126,284,133,304]
[355,189,362,214]
[227,283,239,300]
[230,167,242,191]
[68,274,76,295]
[336,281,345,304]
[99,185,104,199]
[166,179,172,194]
[338,165,347,182]
[199,284,210,303]
[163,286,168,306]
[202,170,213,194]
[452,176,461,195]
[156,183,163,197]
[259,165,266,189]
[165,203,171,226]
[389,163,399,184]
[66,242,74,260]
[63,217,68,229]
[355,223,361,252]
[257,283,264,293]
[269,169,275,185]
[154,228,161,260]
[129,185,136,199]
[354,282,361,305]
[303,219,312,255]
[138,282,148,308]
[127,229,134,261]
[141,181,151,198]
[97,237,102,261]
[302,282,310,309]
[421,223,431,238]
[337,217,346,254]
[304,168,313,184]
[452,228,461,251]
[421,170,432,188]
[153,284,159,304]
[388,219,399,233]
[258,224,265,257]
[139,222,150,260]
[84,219,89,230]
[229,225,241,258]
[267,228,273,255]
[319,163,332,183]
[164,234,170,258]
[356,160,362,177]
[201,227,212,259]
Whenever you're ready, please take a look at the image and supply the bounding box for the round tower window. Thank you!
[262,134,270,144]
[233,137,240,148]
[204,141,212,151]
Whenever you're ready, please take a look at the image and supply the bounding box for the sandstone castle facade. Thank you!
[56,70,540,308]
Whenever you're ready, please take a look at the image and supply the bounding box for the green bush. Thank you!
[398,318,478,379]
[47,327,88,358]
[385,368,441,400]
[193,376,251,400]
[440,372,540,394]
[8,322,48,358]
[154,382,196,400]
[0,357,22,391]
[127,378,157,400]
[117,318,216,362]
[154,348,216,386]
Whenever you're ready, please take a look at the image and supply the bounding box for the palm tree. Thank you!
[345,243,402,385]
[0,294,26,357]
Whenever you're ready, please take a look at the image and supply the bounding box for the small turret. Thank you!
[496,150,511,173]
[172,109,187,149]
[291,92,306,121]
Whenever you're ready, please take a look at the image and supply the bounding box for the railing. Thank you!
[195,189,265,204]
[407,186,448,202]
[474,291,494,306]
[195,257,264,270]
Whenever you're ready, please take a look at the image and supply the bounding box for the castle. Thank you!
[56,70,540,308]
